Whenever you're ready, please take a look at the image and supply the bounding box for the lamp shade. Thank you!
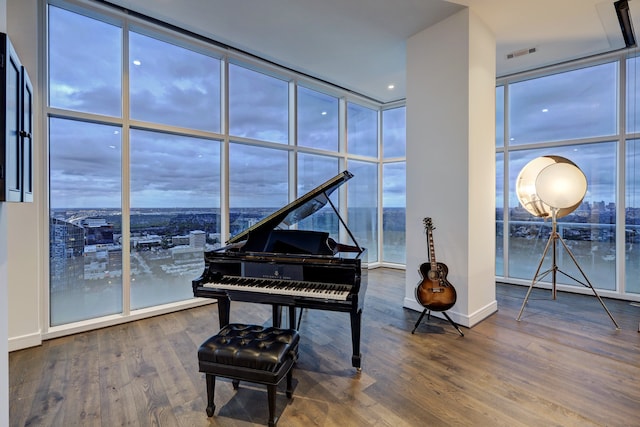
[535,162,587,209]
[515,155,586,219]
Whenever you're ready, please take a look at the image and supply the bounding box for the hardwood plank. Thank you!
[60,334,101,427]
[9,268,640,426]
[99,358,138,427]
[125,344,180,426]
[24,340,71,426]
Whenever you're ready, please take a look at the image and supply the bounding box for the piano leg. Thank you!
[350,309,363,371]
[217,297,231,327]
[272,305,282,327]
[288,306,296,329]
[271,305,297,329]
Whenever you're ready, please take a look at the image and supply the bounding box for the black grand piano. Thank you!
[192,171,367,370]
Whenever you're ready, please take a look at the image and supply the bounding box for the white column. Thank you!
[404,8,498,327]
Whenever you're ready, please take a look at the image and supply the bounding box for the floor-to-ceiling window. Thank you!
[49,119,123,325]
[347,102,379,261]
[495,86,505,277]
[497,55,640,300]
[382,106,406,265]
[297,86,339,152]
[129,131,221,310]
[297,153,341,235]
[48,5,124,325]
[296,86,343,235]
[625,54,640,295]
[46,0,406,330]
[128,28,223,311]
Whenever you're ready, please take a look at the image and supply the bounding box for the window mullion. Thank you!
[121,22,131,316]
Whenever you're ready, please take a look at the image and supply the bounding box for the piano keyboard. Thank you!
[203,275,352,301]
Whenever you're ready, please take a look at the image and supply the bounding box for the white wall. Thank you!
[2,0,40,423]
[467,10,499,319]
[6,0,41,353]
[405,8,497,327]
[0,210,8,423]
[1,3,10,427]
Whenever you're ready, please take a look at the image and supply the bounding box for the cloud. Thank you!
[47,5,404,213]
[130,130,221,208]
[509,63,617,145]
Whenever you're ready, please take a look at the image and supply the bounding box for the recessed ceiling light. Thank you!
[388,84,395,90]
[321,111,327,115]
[133,60,141,66]
[542,108,549,112]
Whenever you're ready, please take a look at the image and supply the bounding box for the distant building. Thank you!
[50,217,85,291]
[190,230,206,248]
[170,245,202,262]
[133,234,162,249]
[81,217,114,245]
[108,246,122,271]
[173,231,208,248]
[172,235,190,246]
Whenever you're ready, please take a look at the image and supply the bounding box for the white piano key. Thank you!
[203,276,351,301]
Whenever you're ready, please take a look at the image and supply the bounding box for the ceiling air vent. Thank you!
[506,47,537,60]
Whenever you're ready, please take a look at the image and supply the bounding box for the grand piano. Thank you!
[192,171,367,370]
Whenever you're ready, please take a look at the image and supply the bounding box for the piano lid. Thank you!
[227,170,357,251]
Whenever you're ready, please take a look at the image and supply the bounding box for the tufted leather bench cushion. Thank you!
[198,324,299,372]
[197,323,299,426]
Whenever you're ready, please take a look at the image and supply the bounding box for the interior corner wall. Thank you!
[0,214,7,427]
[6,0,42,354]
[404,8,497,328]
[2,0,41,422]
[1,3,10,427]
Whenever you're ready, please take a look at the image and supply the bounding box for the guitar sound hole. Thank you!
[427,270,439,281]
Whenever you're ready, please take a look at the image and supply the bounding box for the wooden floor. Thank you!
[9,268,640,427]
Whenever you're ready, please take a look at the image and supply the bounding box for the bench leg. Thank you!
[205,374,216,417]
[267,383,278,427]
[286,369,293,399]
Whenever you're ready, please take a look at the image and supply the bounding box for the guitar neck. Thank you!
[428,227,438,266]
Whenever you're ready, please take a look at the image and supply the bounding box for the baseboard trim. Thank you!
[9,331,42,352]
[403,297,498,328]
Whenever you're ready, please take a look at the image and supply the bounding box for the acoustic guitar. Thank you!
[415,217,457,312]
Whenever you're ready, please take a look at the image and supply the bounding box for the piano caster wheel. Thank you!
[232,379,240,390]
[206,405,215,417]
[352,354,362,372]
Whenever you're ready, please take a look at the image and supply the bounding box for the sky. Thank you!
[47,5,404,210]
[47,4,640,211]
[498,59,640,208]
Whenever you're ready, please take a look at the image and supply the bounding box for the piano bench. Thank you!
[197,323,299,427]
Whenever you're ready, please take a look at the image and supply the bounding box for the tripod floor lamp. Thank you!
[514,155,620,329]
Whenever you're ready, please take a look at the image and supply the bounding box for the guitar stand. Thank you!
[411,309,464,336]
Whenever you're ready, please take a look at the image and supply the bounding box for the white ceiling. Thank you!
[107,0,640,103]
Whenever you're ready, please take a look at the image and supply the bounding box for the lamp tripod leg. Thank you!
[555,235,620,329]
[516,231,555,321]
